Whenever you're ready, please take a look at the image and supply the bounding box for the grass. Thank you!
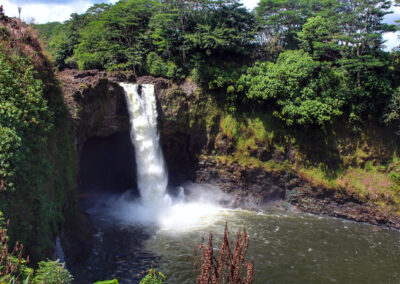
[220,114,276,157]
[297,167,339,190]
[213,111,400,213]
[214,154,290,173]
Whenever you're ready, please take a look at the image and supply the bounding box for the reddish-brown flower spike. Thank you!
[195,224,254,284]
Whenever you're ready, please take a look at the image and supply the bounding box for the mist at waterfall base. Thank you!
[92,182,233,231]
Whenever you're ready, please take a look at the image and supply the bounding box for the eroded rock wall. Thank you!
[60,69,133,154]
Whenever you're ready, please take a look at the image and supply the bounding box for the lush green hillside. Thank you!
[0,16,76,264]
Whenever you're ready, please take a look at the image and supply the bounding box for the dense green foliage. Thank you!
[0,212,72,283]
[236,0,398,127]
[35,0,400,129]
[92,269,165,284]
[0,52,52,190]
[256,0,395,54]
[37,0,256,82]
[94,280,119,284]
[237,50,348,125]
[34,22,62,41]
[0,21,76,262]
[32,260,73,283]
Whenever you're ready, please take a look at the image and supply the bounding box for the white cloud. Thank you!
[384,3,400,25]
[0,0,257,23]
[2,0,105,23]
[240,0,258,10]
[383,32,400,51]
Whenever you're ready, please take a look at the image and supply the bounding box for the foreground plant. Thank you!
[194,223,254,284]
[0,214,72,284]
[32,260,73,284]
[94,279,119,284]
[139,269,166,284]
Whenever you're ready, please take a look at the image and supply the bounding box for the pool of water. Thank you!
[72,195,400,284]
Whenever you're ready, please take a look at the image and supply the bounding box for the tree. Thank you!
[44,12,95,69]
[297,16,341,61]
[75,0,155,71]
[237,50,348,126]
[337,0,395,57]
[183,1,257,56]
[255,0,311,50]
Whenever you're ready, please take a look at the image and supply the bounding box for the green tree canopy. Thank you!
[237,50,348,126]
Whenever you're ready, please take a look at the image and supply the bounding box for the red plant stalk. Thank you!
[195,224,254,284]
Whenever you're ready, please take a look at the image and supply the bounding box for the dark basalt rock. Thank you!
[60,69,133,154]
[194,157,286,209]
[288,183,400,230]
[62,210,95,264]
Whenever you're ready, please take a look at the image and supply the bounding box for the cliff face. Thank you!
[59,69,132,154]
[59,70,210,185]
[59,70,400,230]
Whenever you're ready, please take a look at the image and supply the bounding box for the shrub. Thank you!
[383,87,400,134]
[77,52,104,70]
[0,215,33,283]
[139,269,166,284]
[146,52,167,77]
[237,50,348,126]
[194,223,254,284]
[146,52,181,79]
[33,260,73,284]
[94,279,119,284]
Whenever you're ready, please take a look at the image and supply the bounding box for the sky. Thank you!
[1,0,399,50]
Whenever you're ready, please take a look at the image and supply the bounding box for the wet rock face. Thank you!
[156,81,209,185]
[62,210,95,265]
[194,156,400,229]
[60,70,203,185]
[59,70,137,264]
[287,184,400,230]
[194,157,286,209]
[60,69,134,154]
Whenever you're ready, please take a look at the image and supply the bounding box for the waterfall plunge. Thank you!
[120,83,171,207]
[114,83,230,231]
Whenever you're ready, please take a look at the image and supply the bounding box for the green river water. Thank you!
[145,208,400,284]
[76,198,400,284]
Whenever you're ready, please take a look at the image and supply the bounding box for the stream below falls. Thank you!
[73,193,400,284]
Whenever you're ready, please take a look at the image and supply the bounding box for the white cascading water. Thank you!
[115,83,230,231]
[120,83,171,207]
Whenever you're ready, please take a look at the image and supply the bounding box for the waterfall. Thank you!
[120,83,170,206]
[113,82,227,230]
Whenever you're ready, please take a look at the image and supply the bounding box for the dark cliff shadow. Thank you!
[156,90,209,186]
[78,131,138,196]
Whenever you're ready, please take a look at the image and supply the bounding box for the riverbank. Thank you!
[195,156,400,230]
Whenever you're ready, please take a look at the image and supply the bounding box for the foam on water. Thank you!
[104,190,232,232]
